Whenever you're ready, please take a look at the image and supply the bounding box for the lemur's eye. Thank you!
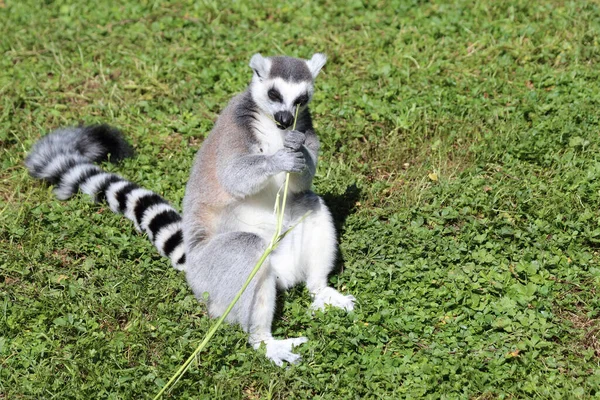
[294,94,309,106]
[268,88,282,103]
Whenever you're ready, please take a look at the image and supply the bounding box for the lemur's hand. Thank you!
[283,130,305,151]
[271,148,305,173]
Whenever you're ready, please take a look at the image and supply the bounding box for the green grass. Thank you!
[2,0,600,398]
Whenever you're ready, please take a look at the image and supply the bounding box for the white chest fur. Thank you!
[220,114,290,238]
[252,113,287,190]
[253,113,284,156]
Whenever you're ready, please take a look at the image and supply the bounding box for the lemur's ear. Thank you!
[307,53,327,79]
[249,53,270,80]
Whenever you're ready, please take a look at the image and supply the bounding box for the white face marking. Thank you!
[250,77,314,118]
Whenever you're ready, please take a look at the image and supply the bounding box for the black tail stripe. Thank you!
[176,254,186,265]
[114,183,139,213]
[148,210,181,237]
[133,194,168,226]
[95,175,124,203]
[70,168,102,193]
[162,230,183,256]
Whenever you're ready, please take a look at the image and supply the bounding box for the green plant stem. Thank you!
[275,106,300,238]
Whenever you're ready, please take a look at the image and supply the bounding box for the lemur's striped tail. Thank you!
[25,125,186,271]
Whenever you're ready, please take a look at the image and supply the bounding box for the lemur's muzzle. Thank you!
[274,111,294,129]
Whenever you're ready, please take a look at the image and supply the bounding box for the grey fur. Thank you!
[282,130,305,150]
[185,231,270,328]
[268,56,313,82]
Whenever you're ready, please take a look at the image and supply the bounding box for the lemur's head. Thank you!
[249,53,326,129]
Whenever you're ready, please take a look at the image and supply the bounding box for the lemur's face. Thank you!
[249,54,326,129]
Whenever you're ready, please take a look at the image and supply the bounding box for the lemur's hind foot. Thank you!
[311,287,356,312]
[252,337,308,367]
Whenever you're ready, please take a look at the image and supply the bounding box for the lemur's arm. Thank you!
[218,148,305,198]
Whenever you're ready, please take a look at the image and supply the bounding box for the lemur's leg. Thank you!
[185,231,307,366]
[271,192,355,311]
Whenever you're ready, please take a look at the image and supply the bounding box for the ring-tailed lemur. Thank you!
[26,53,355,366]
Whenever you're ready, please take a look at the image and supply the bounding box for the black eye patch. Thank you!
[294,93,309,106]
[268,88,283,103]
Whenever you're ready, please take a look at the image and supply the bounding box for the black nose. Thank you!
[274,111,293,129]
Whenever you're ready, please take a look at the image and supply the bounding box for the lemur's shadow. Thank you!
[274,184,361,320]
[321,183,361,276]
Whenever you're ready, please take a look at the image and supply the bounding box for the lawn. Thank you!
[2,0,600,398]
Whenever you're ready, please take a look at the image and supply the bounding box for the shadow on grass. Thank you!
[321,184,361,277]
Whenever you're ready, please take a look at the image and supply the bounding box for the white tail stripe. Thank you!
[140,203,179,239]
[124,188,156,230]
[105,180,131,213]
[80,172,114,197]
[169,243,186,271]
[58,163,98,188]
[41,154,88,180]
[53,163,99,200]
[153,221,182,256]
